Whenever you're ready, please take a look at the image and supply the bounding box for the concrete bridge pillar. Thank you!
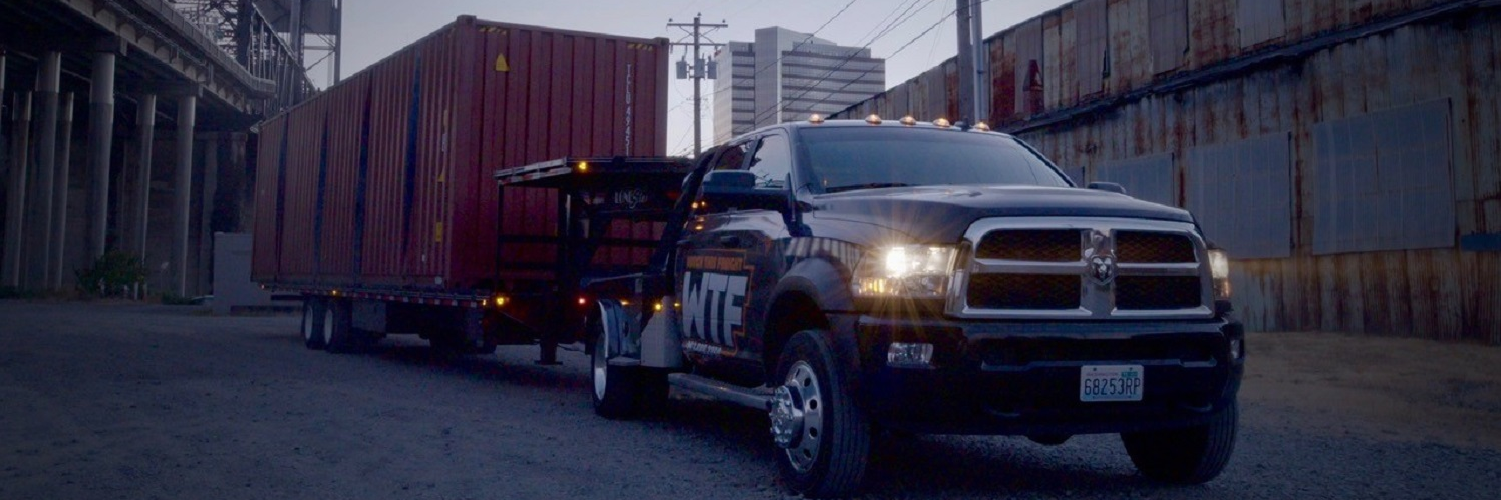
[29,51,62,288]
[4,92,32,288]
[131,94,156,264]
[49,92,75,289]
[87,45,118,260]
[171,93,197,296]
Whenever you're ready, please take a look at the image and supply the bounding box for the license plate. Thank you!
[1080,365,1144,402]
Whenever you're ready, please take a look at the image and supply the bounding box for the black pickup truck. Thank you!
[551,117,1244,498]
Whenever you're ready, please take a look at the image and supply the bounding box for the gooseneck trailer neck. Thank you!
[493,156,694,364]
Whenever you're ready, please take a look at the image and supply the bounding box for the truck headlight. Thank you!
[852,245,958,298]
[1208,249,1232,301]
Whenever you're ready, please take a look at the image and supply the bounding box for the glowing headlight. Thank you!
[1208,249,1232,300]
[853,245,958,298]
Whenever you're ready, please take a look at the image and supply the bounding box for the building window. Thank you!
[1149,0,1189,74]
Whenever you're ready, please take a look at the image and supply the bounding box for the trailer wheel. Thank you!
[301,297,326,350]
[1121,399,1238,484]
[324,298,363,354]
[590,314,666,419]
[771,330,870,498]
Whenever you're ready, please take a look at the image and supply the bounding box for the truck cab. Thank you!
[586,118,1243,498]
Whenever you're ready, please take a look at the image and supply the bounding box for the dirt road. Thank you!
[2,301,1498,499]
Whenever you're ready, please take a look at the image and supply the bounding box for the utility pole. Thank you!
[955,0,977,125]
[970,1,988,123]
[668,14,726,156]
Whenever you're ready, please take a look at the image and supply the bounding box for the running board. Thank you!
[668,373,772,411]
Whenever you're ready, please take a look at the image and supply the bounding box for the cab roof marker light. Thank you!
[974,121,991,131]
[808,114,825,124]
[899,115,917,126]
[866,114,882,124]
[933,117,951,128]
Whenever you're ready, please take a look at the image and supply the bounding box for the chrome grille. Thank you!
[952,217,1213,320]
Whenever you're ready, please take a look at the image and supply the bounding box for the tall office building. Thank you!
[712,27,885,143]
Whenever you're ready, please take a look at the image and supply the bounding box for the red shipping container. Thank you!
[252,17,670,292]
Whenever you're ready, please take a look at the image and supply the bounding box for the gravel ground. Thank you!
[2,300,1499,499]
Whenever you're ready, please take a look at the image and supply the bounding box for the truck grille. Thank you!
[966,274,1080,310]
[954,218,1212,319]
[1116,276,1203,310]
[975,230,1080,262]
[1116,231,1196,263]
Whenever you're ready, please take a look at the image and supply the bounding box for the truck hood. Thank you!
[807,185,1195,244]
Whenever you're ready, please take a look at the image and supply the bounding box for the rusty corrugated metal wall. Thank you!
[833,0,1501,343]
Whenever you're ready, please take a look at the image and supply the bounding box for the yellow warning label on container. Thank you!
[495,54,510,72]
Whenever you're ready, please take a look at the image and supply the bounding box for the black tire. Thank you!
[773,330,871,498]
[300,297,326,350]
[590,314,668,419]
[323,298,363,354]
[1121,399,1238,484]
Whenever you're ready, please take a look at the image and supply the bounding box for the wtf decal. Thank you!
[681,252,752,351]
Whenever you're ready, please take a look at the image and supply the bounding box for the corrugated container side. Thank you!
[256,17,670,292]
[359,46,419,285]
[250,115,287,282]
[278,94,330,282]
[316,71,371,284]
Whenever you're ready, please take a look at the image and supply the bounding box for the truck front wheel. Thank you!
[1121,399,1238,484]
[770,330,870,498]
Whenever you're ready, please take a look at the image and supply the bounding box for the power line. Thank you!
[751,0,939,124]
[783,0,992,121]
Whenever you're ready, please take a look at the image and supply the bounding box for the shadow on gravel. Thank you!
[366,344,591,392]
[294,338,1175,498]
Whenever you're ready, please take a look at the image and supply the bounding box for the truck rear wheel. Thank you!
[770,330,870,498]
[301,298,326,350]
[589,316,667,419]
[1121,399,1238,484]
[324,298,365,354]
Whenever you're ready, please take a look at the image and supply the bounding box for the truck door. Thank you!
[677,133,794,383]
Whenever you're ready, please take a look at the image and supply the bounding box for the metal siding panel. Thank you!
[1098,153,1176,206]
[1313,98,1455,255]
[1149,0,1188,74]
[1076,0,1109,98]
[1043,12,1064,110]
[1014,19,1043,116]
[1187,132,1293,259]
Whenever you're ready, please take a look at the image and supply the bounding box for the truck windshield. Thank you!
[797,127,1071,193]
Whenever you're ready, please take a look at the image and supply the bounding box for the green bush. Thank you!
[74,251,147,297]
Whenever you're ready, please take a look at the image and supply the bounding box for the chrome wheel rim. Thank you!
[780,360,824,473]
[322,307,334,345]
[301,304,313,341]
[592,323,608,401]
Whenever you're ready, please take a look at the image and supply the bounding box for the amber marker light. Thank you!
[576,161,589,172]
[866,114,882,124]
[654,302,664,312]
[974,121,991,131]
[899,115,917,126]
[933,117,951,128]
[808,114,825,124]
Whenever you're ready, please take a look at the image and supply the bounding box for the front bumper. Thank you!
[844,313,1244,435]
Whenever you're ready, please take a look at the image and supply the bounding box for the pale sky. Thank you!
[334,0,1070,155]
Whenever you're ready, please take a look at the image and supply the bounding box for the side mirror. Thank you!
[701,170,785,211]
[1087,182,1128,195]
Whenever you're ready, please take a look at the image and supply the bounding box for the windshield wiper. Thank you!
[824,182,914,193]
